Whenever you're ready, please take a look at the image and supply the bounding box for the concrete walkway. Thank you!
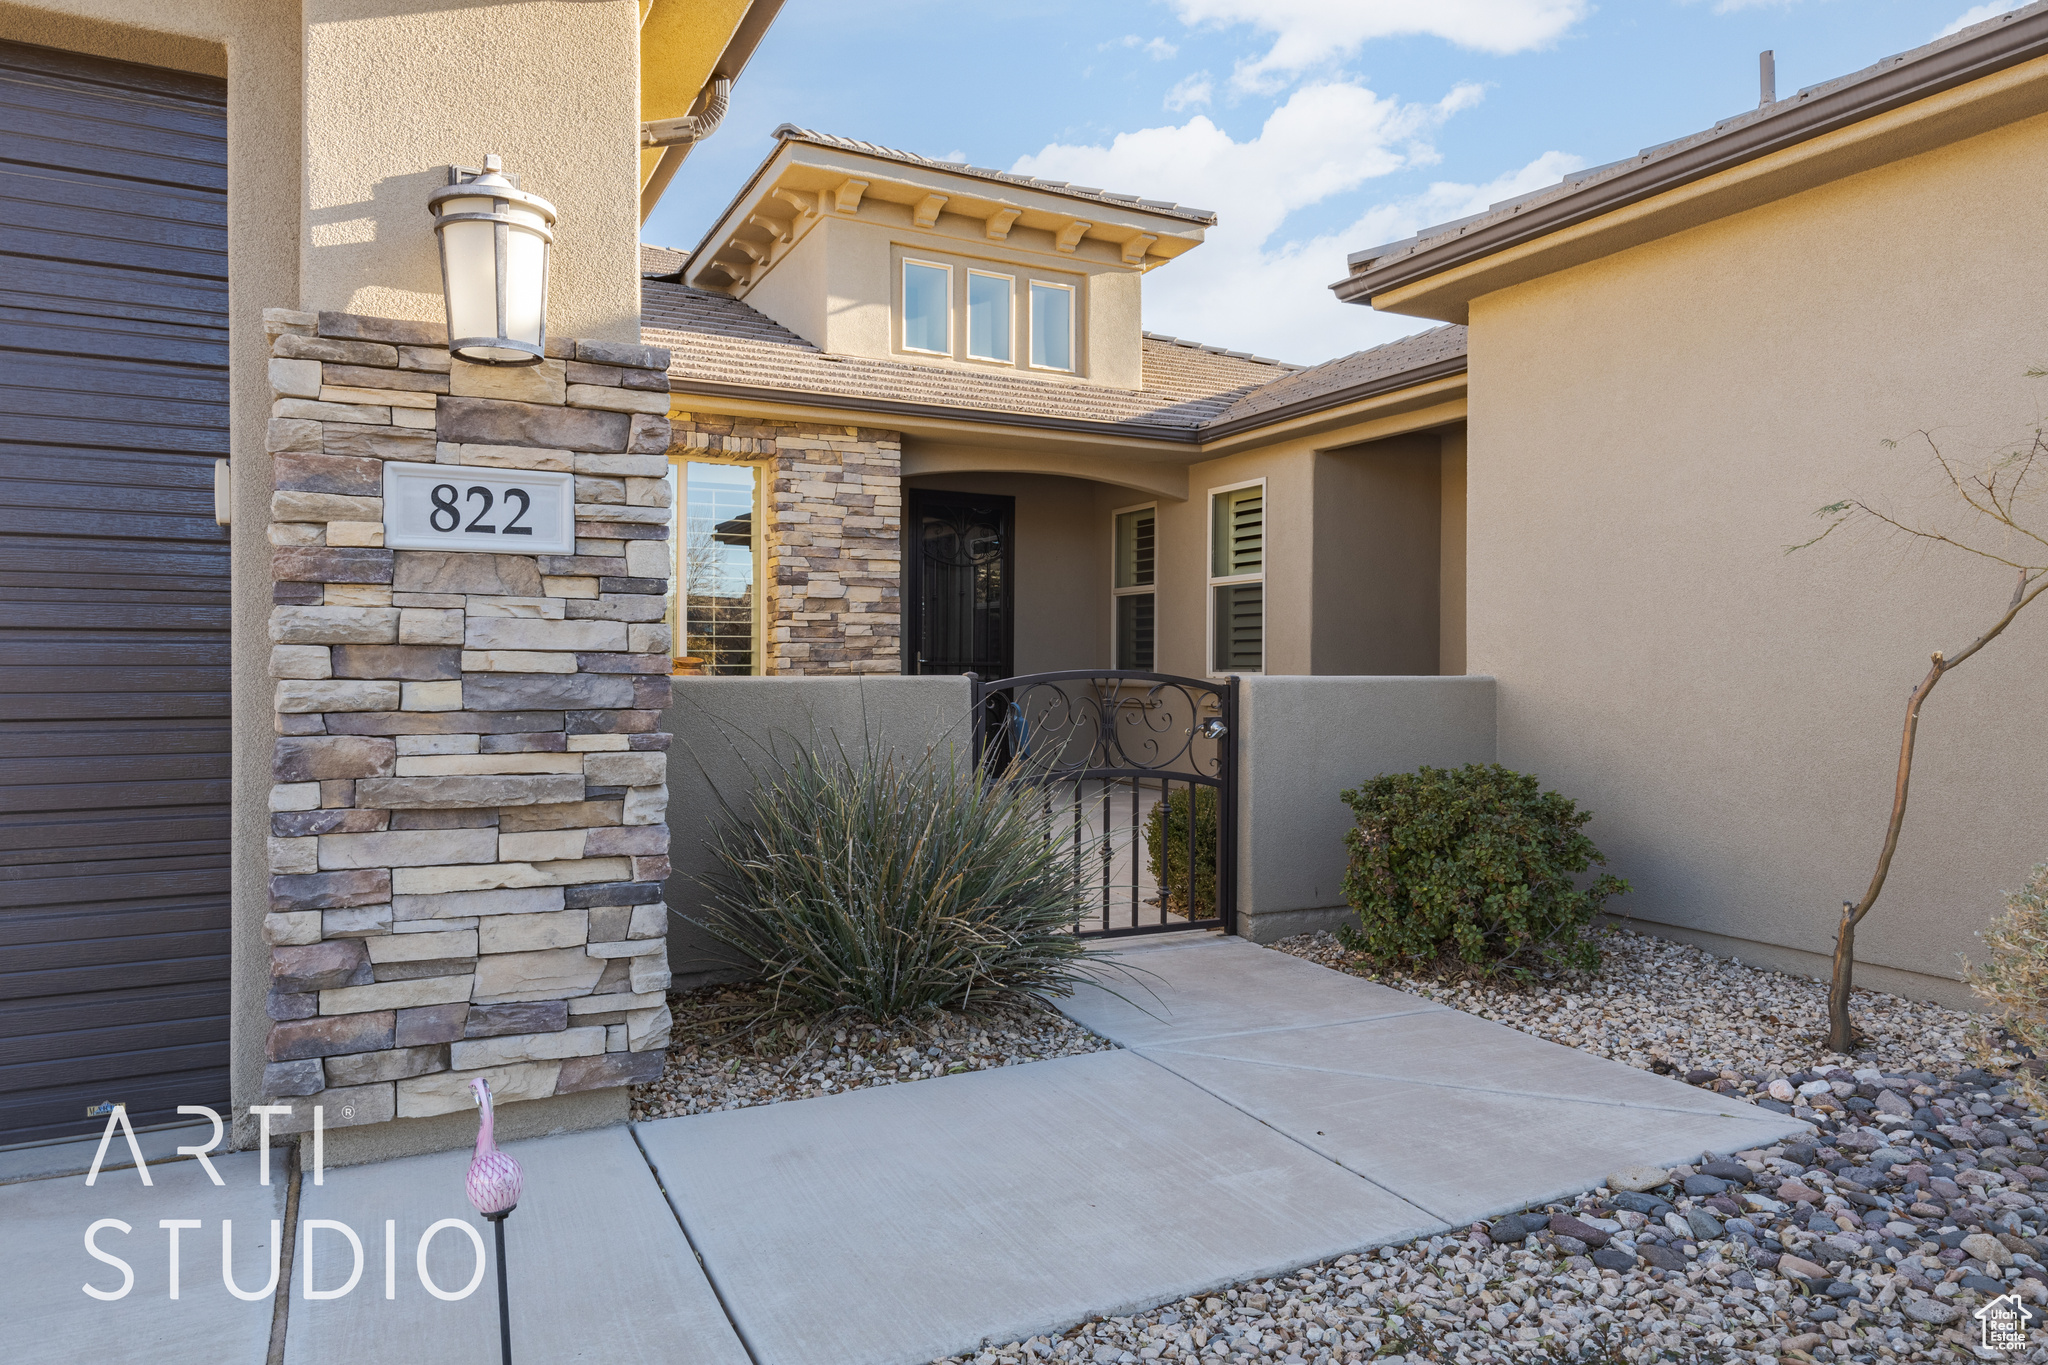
[5,932,1806,1365]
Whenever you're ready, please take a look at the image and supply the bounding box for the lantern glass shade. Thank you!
[429,158,557,366]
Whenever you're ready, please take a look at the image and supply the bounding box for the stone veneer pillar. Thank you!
[668,411,902,674]
[260,307,675,1135]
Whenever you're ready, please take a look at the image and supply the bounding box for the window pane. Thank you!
[1029,282,1072,370]
[1116,592,1155,671]
[1212,582,1263,672]
[1114,508,1155,589]
[966,272,1012,361]
[1210,486,1263,577]
[680,461,757,676]
[903,262,949,353]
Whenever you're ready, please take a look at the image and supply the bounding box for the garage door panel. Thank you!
[0,977,227,1040]
[1,262,229,330]
[0,540,227,587]
[0,1067,228,1139]
[0,597,229,629]
[0,902,232,951]
[0,38,231,1145]
[0,780,232,817]
[4,692,232,722]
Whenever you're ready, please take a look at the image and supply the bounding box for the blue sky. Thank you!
[643,0,2026,366]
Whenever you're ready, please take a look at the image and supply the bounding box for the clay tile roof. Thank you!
[1203,325,1468,431]
[643,282,1467,441]
[1338,2,2048,302]
[639,244,688,279]
[642,279,1293,437]
[771,125,1218,225]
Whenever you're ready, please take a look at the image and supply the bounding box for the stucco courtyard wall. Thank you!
[660,676,971,986]
[1465,104,2048,1007]
[1234,676,1499,944]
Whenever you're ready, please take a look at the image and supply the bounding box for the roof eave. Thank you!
[663,354,1469,448]
[1333,9,2048,312]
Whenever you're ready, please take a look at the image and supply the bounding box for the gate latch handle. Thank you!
[1197,718,1227,740]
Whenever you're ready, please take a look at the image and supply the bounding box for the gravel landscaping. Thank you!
[935,929,2048,1364]
[628,981,1116,1121]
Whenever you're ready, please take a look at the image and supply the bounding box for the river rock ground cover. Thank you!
[627,981,1116,1121]
[937,929,2048,1364]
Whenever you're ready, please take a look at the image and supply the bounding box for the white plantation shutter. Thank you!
[1209,485,1264,672]
[1113,507,1157,670]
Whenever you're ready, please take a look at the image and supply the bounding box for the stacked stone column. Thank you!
[260,307,676,1130]
[668,411,902,674]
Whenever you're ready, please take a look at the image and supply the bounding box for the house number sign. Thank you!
[382,461,576,554]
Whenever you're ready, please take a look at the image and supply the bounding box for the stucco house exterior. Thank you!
[641,128,1473,688]
[645,9,2048,1013]
[0,0,783,1157]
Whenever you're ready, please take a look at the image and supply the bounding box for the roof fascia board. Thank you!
[1338,20,2048,317]
[1195,360,1468,447]
[667,358,1469,454]
[640,0,786,222]
[773,145,1210,243]
[666,384,1206,451]
[684,140,800,283]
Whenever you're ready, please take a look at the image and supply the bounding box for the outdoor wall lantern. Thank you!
[428,154,558,366]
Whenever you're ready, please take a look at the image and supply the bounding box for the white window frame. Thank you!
[671,456,768,677]
[1027,279,1076,372]
[1109,501,1158,671]
[900,257,953,356]
[1205,478,1265,677]
[964,268,1015,364]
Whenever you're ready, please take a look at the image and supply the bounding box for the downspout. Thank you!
[641,76,731,148]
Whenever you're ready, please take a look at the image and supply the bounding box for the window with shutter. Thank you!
[1112,505,1156,670]
[1208,483,1264,673]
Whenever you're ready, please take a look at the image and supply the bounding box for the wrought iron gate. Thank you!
[970,670,1237,937]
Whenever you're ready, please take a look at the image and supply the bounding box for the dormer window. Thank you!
[1029,281,1073,372]
[966,270,1013,362]
[902,259,950,354]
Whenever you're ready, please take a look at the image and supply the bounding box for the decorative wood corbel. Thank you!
[984,208,1021,241]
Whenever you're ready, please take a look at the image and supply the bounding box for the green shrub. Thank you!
[1334,763,1625,977]
[1143,785,1220,921]
[700,738,1105,1022]
[1967,862,2048,1057]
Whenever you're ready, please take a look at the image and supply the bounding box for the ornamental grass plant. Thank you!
[700,736,1110,1024]
[1335,763,1625,980]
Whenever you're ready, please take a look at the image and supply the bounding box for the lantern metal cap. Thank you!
[428,155,559,225]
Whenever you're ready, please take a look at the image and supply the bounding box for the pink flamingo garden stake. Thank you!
[466,1077,523,1365]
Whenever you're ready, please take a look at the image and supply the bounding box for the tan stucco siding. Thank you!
[300,0,642,343]
[1309,434,1443,677]
[1466,105,2048,996]
[1440,427,1467,676]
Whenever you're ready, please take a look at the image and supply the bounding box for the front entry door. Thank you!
[907,489,1013,677]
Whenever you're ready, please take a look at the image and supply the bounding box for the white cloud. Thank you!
[1011,82,1556,362]
[936,149,967,164]
[1109,34,1180,59]
[1940,1,2022,37]
[1164,72,1214,111]
[1165,0,1589,93]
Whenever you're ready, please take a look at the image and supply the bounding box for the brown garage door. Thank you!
[0,41,231,1146]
